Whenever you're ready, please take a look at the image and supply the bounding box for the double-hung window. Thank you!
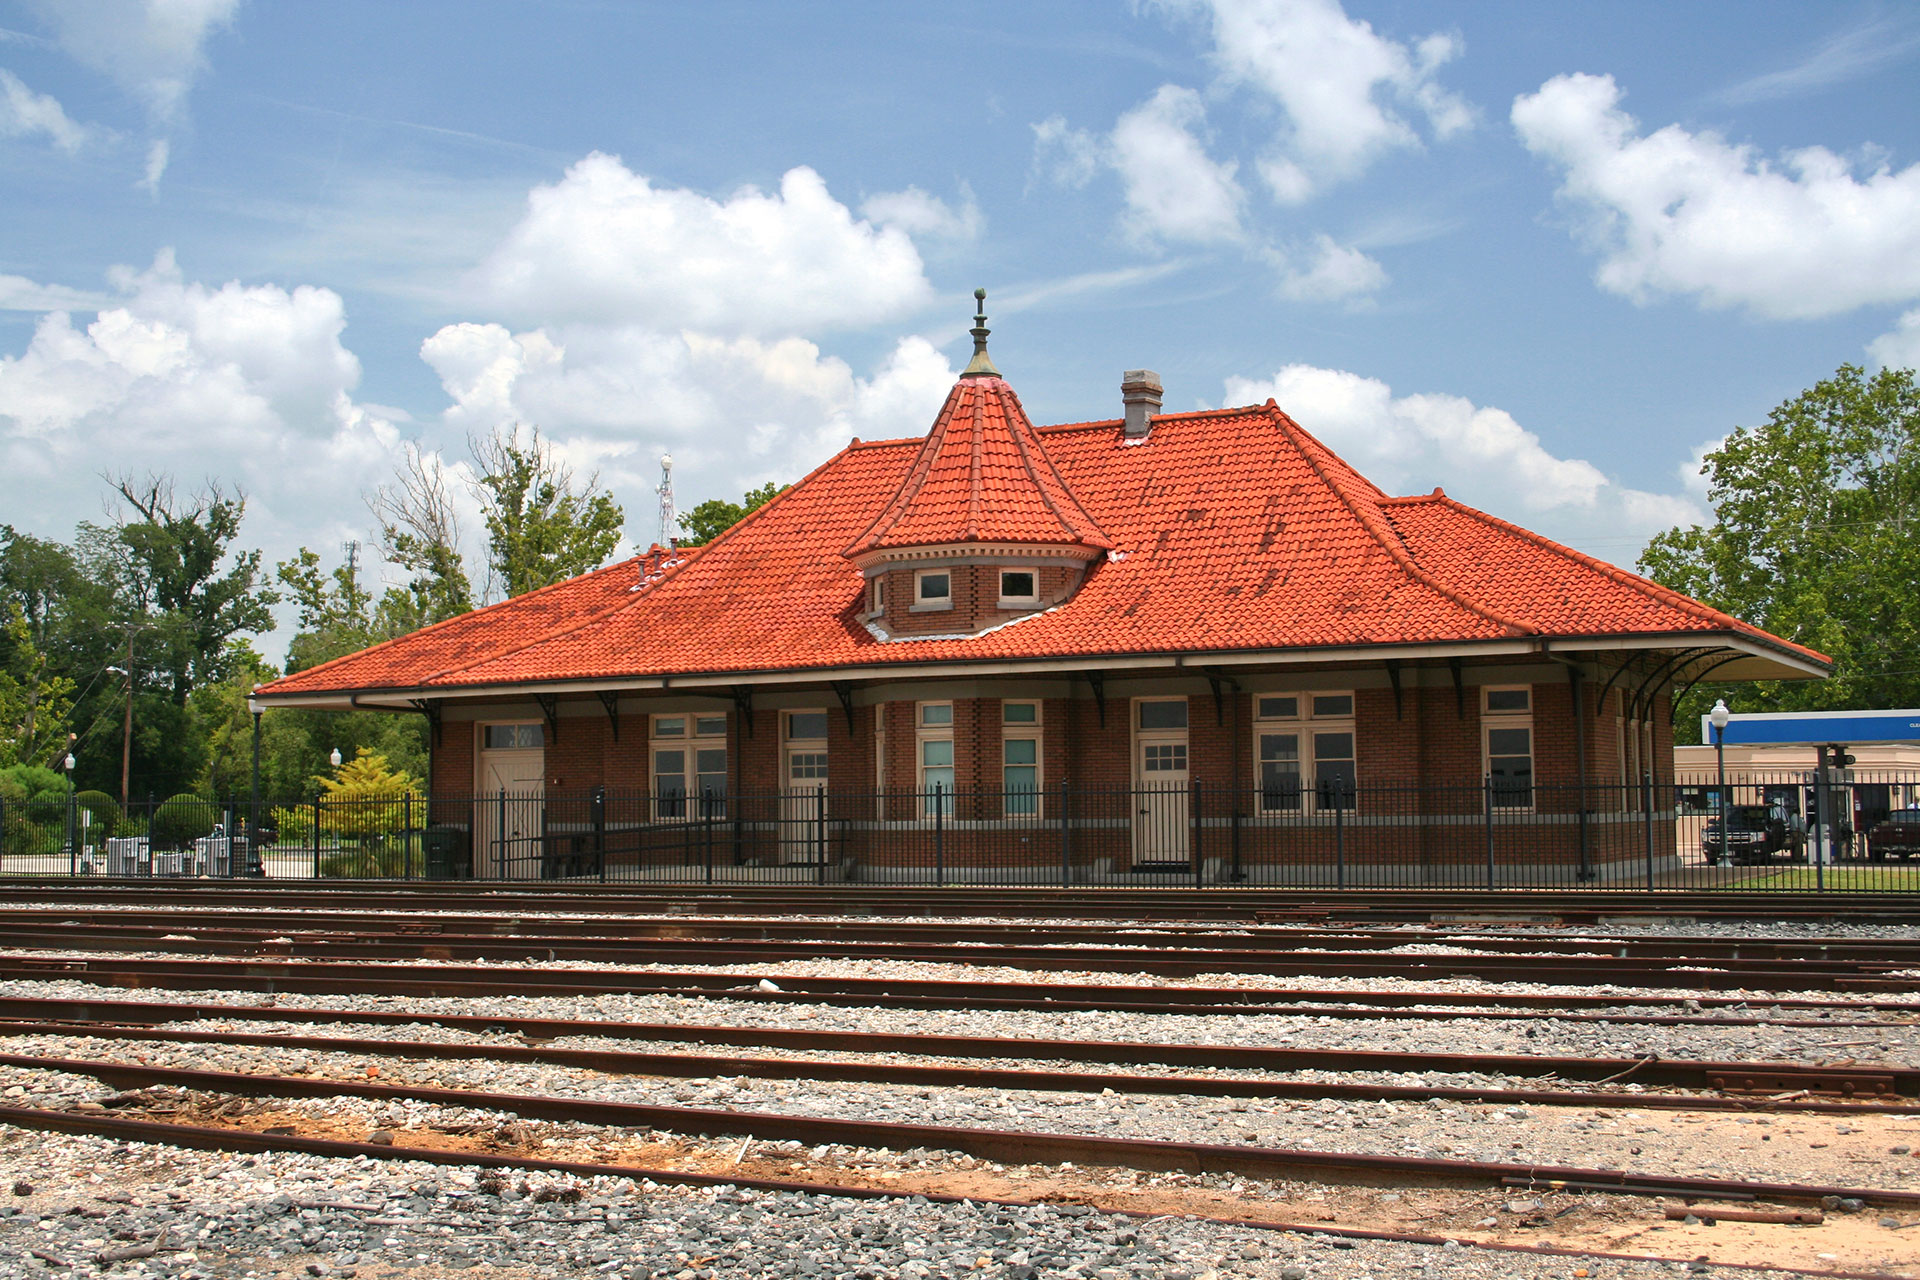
[1484,686,1533,809]
[918,701,954,816]
[1002,700,1042,816]
[1254,693,1356,813]
[653,714,728,818]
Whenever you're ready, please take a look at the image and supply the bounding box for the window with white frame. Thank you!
[1254,693,1355,812]
[867,575,886,616]
[998,569,1037,606]
[874,703,888,789]
[483,723,543,750]
[918,701,954,815]
[652,713,727,817]
[1484,686,1533,809]
[914,569,951,607]
[1002,700,1042,815]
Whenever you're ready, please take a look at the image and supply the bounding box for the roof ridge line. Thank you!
[408,547,695,690]
[1421,491,1824,657]
[1268,404,1535,638]
[256,552,661,694]
[966,389,985,541]
[844,380,965,554]
[1037,404,1268,434]
[1000,381,1110,548]
[419,451,851,690]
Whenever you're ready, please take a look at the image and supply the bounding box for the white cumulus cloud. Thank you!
[860,185,982,243]
[1870,310,1920,372]
[0,251,407,661]
[1175,0,1473,202]
[1513,71,1920,320]
[0,68,98,152]
[1270,234,1387,303]
[473,155,935,335]
[1110,84,1246,246]
[29,0,240,124]
[419,321,955,503]
[1225,363,1703,559]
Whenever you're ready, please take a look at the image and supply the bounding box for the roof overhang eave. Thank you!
[249,628,1819,712]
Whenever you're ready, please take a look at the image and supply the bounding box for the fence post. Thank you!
[815,784,827,886]
[1190,780,1204,887]
[703,788,716,886]
[311,792,321,879]
[1058,781,1070,886]
[1334,796,1346,890]
[1484,775,1496,889]
[1642,772,1655,891]
[1230,785,1244,882]
[592,785,607,883]
[404,792,414,881]
[497,787,507,881]
[933,783,945,887]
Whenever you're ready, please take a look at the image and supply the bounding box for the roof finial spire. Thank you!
[960,285,1000,378]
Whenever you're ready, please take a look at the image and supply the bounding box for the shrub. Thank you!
[151,793,217,851]
[72,790,121,838]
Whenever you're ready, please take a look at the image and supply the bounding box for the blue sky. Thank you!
[3,0,1919,662]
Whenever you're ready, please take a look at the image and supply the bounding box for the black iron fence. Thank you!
[3,773,1917,890]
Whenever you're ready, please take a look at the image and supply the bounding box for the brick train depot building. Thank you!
[254,307,1828,883]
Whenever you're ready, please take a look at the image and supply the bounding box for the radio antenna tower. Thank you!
[656,453,677,548]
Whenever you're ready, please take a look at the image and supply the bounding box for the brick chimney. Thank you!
[1121,369,1162,438]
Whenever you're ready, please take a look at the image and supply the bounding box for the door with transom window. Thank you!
[780,710,831,863]
[1132,699,1190,864]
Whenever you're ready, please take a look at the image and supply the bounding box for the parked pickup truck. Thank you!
[1702,805,1807,865]
[1866,808,1920,860]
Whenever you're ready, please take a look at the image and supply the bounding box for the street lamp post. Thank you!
[1709,699,1731,869]
[63,751,76,876]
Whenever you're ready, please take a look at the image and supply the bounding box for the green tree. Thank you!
[97,476,278,702]
[677,480,788,546]
[0,601,76,769]
[367,444,474,626]
[471,424,624,597]
[1639,363,1920,739]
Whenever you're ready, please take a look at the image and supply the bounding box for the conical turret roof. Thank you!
[844,372,1112,558]
[845,291,1110,559]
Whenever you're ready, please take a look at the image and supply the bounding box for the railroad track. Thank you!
[2,906,1916,965]
[11,1054,1920,1210]
[6,879,1920,925]
[2,1012,1914,1108]
[6,953,1917,1011]
[0,924,1911,989]
[2,885,1915,1276]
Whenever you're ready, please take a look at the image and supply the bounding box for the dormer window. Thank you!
[999,569,1037,607]
[914,569,951,609]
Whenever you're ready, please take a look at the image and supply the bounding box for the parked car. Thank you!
[1702,804,1806,865]
[1866,808,1920,860]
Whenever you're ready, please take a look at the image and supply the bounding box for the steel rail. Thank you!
[1,907,1915,964]
[6,880,1920,925]
[4,955,1913,1016]
[9,1055,1920,1210]
[0,928,1898,989]
[0,990,1897,1046]
[0,1106,1901,1280]
[2,1021,1913,1111]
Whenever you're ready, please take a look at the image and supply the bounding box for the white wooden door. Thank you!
[1133,737,1190,863]
[780,747,829,863]
[477,733,544,878]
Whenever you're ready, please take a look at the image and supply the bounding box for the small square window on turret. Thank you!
[914,569,951,608]
[999,569,1037,605]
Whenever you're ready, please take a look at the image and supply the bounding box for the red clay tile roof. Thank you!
[256,392,1826,699]
[1377,491,1828,664]
[845,375,1110,556]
